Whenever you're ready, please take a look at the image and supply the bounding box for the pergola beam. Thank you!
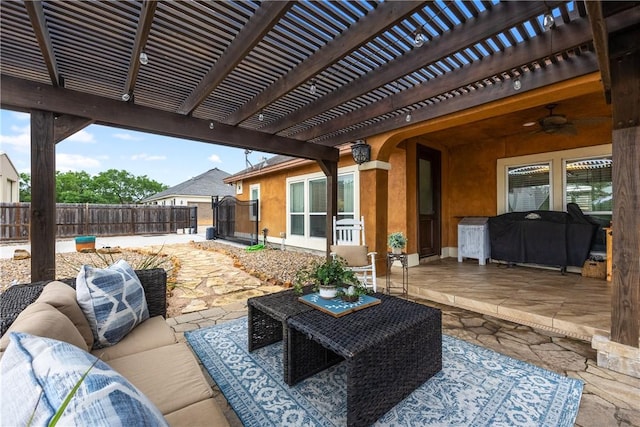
[295,17,594,142]
[259,1,562,135]
[23,0,60,86]
[1,74,339,162]
[585,1,612,103]
[318,54,599,146]
[123,0,157,97]
[177,1,293,115]
[224,1,425,125]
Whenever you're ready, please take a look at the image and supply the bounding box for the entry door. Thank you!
[417,145,441,257]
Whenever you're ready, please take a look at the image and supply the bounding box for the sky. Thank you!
[0,109,272,187]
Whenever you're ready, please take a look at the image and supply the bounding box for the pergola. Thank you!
[0,1,638,351]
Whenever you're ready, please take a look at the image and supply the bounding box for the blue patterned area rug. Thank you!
[185,317,583,427]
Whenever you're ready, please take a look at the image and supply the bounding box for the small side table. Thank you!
[386,252,408,297]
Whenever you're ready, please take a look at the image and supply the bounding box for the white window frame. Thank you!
[497,144,612,214]
[286,165,359,251]
[250,184,260,221]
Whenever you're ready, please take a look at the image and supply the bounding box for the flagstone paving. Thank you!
[162,243,639,427]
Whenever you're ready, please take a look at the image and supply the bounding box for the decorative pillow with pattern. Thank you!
[76,259,149,348]
[0,332,168,426]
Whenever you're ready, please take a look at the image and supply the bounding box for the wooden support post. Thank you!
[609,26,640,348]
[318,159,338,258]
[30,110,56,281]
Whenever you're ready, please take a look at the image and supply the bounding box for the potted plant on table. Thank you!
[294,256,365,300]
[388,232,407,254]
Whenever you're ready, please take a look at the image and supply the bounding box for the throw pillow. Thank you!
[0,332,168,426]
[76,259,149,349]
[330,245,370,266]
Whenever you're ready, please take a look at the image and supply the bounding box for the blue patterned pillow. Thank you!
[76,259,150,348]
[0,332,168,426]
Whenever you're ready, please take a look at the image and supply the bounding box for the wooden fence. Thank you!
[0,203,197,242]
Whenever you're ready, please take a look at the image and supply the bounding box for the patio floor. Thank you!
[400,258,611,342]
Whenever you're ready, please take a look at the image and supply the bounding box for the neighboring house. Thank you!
[0,153,20,203]
[143,168,235,230]
[225,76,613,271]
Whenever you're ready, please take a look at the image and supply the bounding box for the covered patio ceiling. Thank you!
[1,1,637,162]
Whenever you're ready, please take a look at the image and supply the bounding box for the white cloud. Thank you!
[12,112,30,121]
[113,132,142,141]
[131,153,166,161]
[67,129,96,143]
[208,154,222,163]
[0,125,30,152]
[56,153,101,171]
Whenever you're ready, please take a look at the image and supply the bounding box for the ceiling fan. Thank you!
[524,103,610,136]
[535,103,577,135]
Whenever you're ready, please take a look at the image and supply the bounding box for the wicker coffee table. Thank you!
[247,287,343,383]
[287,293,442,427]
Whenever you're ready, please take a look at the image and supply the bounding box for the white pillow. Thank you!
[76,259,149,349]
[0,332,168,426]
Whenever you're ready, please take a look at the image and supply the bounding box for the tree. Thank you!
[19,173,31,202]
[19,170,168,204]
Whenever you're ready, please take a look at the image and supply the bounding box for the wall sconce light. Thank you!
[351,139,371,164]
[139,51,149,65]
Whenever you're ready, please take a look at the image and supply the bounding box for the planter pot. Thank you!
[318,285,338,299]
[391,247,403,254]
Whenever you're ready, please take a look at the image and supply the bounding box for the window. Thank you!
[564,156,612,219]
[507,163,550,212]
[497,144,612,214]
[286,168,358,250]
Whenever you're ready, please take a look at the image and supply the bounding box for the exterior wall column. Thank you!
[358,161,390,275]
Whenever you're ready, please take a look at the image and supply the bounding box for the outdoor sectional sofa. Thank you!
[0,268,229,426]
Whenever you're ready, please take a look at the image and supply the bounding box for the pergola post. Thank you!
[30,110,56,281]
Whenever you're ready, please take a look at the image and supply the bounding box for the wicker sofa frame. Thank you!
[0,268,167,336]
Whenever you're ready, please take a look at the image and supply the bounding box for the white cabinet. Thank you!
[458,217,490,265]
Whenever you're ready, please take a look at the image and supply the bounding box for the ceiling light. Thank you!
[351,140,371,164]
[309,80,317,95]
[139,51,149,65]
[209,122,214,129]
[543,13,555,31]
[414,32,425,48]
[513,78,522,90]
[258,112,264,122]
[523,121,537,127]
[121,93,131,102]
[405,113,412,122]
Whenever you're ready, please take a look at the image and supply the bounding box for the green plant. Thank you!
[388,232,407,249]
[294,256,359,295]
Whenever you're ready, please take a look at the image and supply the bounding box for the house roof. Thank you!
[143,168,235,202]
[1,2,635,161]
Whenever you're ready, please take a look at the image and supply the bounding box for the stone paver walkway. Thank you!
[162,244,639,427]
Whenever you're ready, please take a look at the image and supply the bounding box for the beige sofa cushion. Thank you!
[35,281,94,349]
[107,343,213,415]
[331,244,370,266]
[0,303,88,352]
[164,398,230,427]
[92,316,176,361]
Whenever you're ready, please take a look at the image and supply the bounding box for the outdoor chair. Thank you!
[331,216,377,292]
